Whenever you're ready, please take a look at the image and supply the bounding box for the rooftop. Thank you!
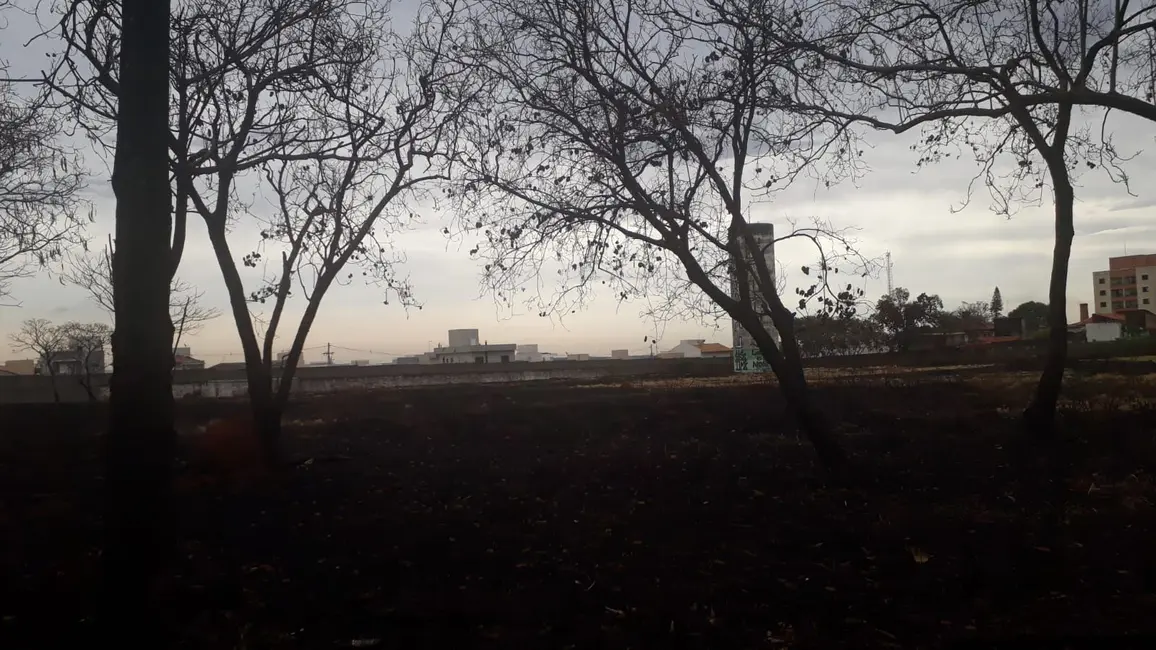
[435,343,517,354]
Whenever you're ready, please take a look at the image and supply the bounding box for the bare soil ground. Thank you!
[2,362,1156,649]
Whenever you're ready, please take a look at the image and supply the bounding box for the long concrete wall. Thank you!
[802,337,1156,369]
[0,357,734,404]
[5,337,1152,405]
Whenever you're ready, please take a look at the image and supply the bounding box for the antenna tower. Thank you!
[885,251,894,297]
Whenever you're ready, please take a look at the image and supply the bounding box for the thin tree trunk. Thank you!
[254,396,283,467]
[47,368,59,403]
[678,245,847,473]
[748,319,848,473]
[102,0,175,641]
[81,371,96,402]
[1024,180,1076,438]
[205,224,285,466]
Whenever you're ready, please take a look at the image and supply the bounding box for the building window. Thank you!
[1100,302,1107,308]
[1099,289,1107,296]
[474,356,485,363]
[1145,299,1151,305]
[1144,274,1149,281]
[500,355,510,363]
[1099,278,1106,284]
[1145,287,1149,293]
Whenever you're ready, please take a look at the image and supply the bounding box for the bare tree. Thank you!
[0,14,87,304]
[62,236,220,353]
[8,317,67,402]
[239,141,432,449]
[49,0,460,462]
[432,0,874,470]
[58,320,111,401]
[769,0,1156,437]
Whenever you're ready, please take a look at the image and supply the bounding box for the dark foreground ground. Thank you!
[3,366,1156,648]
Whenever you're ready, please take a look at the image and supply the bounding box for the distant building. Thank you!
[610,349,630,360]
[1,359,37,375]
[664,339,733,359]
[1070,304,1126,342]
[992,317,1025,338]
[44,339,106,376]
[516,344,543,362]
[174,351,205,371]
[908,331,967,351]
[696,343,732,358]
[1092,253,1156,319]
[431,329,516,364]
[209,362,247,371]
[566,353,590,361]
[728,222,778,373]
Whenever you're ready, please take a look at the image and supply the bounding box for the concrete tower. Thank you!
[729,223,778,373]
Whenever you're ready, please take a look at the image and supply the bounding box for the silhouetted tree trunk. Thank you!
[102,0,175,639]
[1024,173,1076,438]
[747,319,848,472]
[46,365,60,403]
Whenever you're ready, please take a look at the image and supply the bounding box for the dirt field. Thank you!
[3,363,1156,648]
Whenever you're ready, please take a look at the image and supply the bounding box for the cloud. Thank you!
[1108,197,1156,213]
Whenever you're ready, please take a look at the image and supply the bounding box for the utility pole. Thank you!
[323,342,334,365]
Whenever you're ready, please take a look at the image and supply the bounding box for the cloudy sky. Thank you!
[2,2,1155,366]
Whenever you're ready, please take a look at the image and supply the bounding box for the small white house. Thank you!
[1085,321,1123,342]
[666,339,707,358]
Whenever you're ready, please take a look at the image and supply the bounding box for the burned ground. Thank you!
[2,365,1156,648]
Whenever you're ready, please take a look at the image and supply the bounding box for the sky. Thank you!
[2,2,1156,366]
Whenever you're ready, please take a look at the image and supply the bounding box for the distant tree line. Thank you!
[795,286,1054,356]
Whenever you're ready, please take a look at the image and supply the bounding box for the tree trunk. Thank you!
[81,374,97,402]
[203,223,285,465]
[777,365,848,471]
[247,369,282,469]
[254,398,283,468]
[748,319,848,473]
[48,369,59,403]
[102,0,174,642]
[1024,180,1076,439]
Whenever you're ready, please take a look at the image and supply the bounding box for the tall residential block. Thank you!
[1091,254,1156,317]
[729,223,778,373]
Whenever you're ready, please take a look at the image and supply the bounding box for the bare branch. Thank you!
[60,236,220,352]
[0,57,89,301]
[431,0,876,469]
